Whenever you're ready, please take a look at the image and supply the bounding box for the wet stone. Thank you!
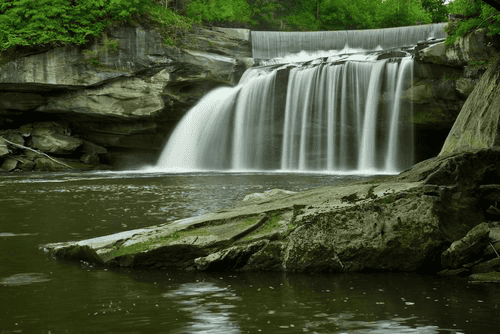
[441,222,491,269]
[1,158,18,171]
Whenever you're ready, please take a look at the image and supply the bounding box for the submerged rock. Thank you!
[0,273,51,286]
[242,189,296,203]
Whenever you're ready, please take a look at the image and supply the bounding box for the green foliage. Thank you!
[249,0,435,31]
[0,0,458,53]
[446,0,500,45]
[376,0,432,28]
[0,0,192,52]
[421,0,448,23]
[0,0,142,50]
[319,0,378,30]
[257,213,283,234]
[186,0,253,25]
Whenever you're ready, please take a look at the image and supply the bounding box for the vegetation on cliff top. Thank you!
[0,0,499,53]
[446,0,500,45]
[0,0,192,52]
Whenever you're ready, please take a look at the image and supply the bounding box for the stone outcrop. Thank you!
[36,73,169,118]
[411,28,498,160]
[441,222,491,269]
[439,55,500,156]
[28,122,82,154]
[417,29,497,67]
[0,24,252,170]
[438,222,500,282]
[41,148,500,273]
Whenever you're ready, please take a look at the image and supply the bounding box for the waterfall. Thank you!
[155,24,443,174]
[156,57,413,173]
[252,23,447,60]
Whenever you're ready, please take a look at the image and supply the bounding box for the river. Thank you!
[1,171,499,333]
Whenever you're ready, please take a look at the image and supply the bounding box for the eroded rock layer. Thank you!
[0,25,252,170]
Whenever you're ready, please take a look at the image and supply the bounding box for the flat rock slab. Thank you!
[40,149,500,273]
[42,181,436,271]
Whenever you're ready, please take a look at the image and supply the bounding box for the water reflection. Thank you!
[164,282,240,334]
[1,172,500,333]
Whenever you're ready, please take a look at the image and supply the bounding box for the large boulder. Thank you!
[439,55,500,156]
[40,148,500,273]
[28,122,82,155]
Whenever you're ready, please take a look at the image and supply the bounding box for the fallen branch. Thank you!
[1,137,74,169]
[490,241,500,258]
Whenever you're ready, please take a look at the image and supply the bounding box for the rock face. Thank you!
[41,148,500,273]
[417,29,497,67]
[439,55,500,156]
[0,24,252,170]
[410,26,499,161]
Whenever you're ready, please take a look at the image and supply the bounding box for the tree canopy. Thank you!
[1,0,500,53]
[185,0,445,31]
[0,0,192,51]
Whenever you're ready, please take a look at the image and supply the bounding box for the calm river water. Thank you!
[1,171,500,334]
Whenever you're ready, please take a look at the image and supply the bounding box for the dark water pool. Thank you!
[1,172,499,333]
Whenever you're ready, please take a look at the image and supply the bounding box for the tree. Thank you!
[446,0,500,44]
[421,0,448,22]
[376,0,432,28]
[186,0,253,25]
[318,0,379,30]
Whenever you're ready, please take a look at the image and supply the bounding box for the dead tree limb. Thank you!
[1,137,74,170]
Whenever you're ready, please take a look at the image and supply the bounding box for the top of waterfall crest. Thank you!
[251,23,447,61]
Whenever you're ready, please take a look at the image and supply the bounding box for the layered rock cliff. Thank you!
[0,25,252,170]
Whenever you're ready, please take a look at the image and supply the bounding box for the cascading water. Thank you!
[155,24,445,174]
[252,23,447,60]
